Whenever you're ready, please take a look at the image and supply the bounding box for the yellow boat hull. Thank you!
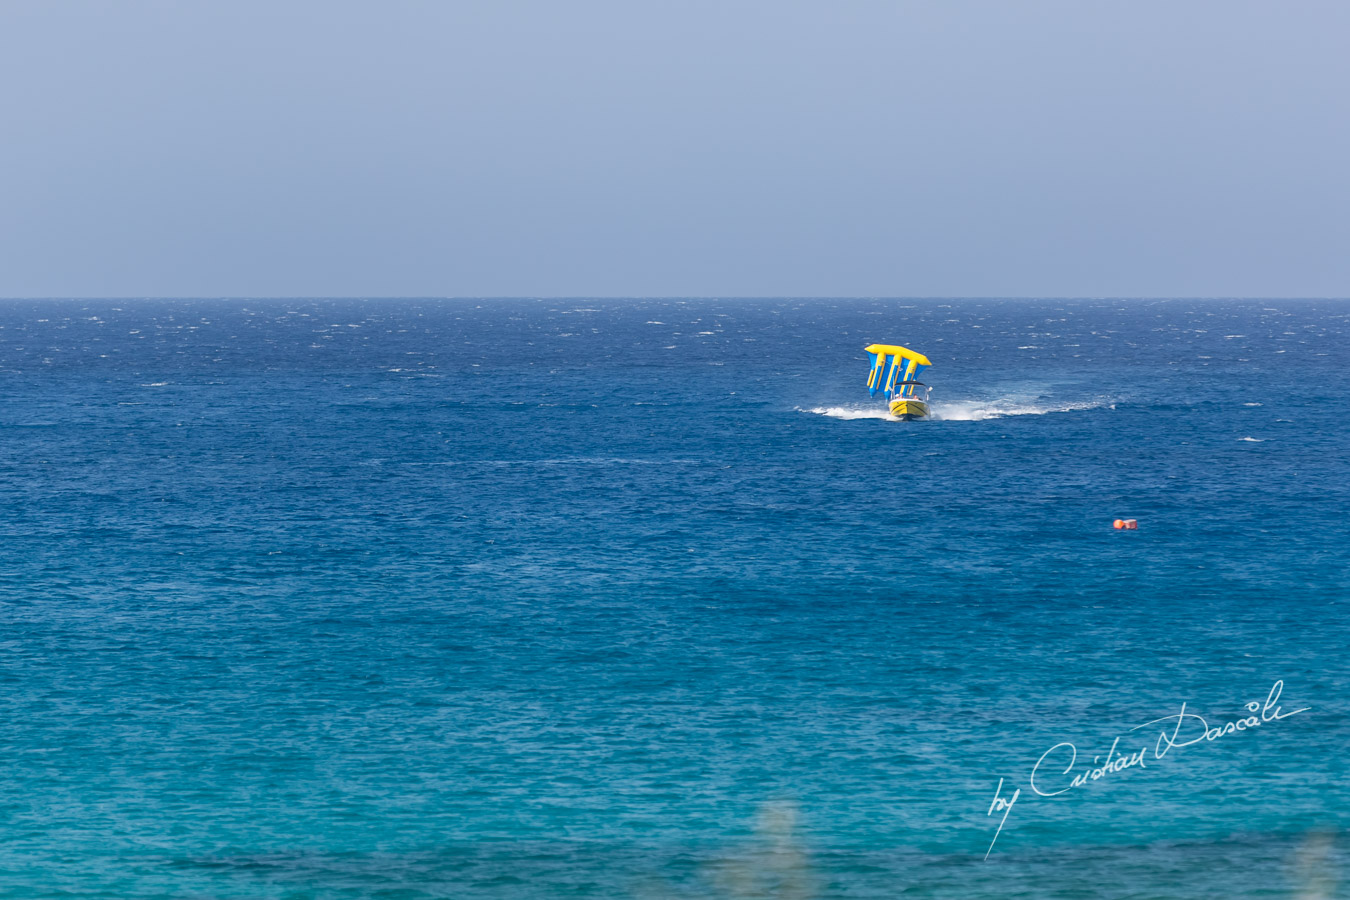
[888,398,930,420]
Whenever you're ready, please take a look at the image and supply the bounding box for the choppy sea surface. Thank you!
[1,298,1346,899]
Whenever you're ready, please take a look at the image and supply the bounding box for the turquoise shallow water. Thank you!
[0,298,1347,898]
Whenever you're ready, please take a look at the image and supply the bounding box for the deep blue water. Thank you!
[1,298,1346,899]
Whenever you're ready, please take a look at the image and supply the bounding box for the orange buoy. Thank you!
[1113,519,1125,529]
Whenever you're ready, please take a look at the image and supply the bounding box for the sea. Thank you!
[1,298,1346,899]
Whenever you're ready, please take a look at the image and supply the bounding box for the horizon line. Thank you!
[2,295,1349,302]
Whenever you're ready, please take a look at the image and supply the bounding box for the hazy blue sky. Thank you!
[2,1,1347,297]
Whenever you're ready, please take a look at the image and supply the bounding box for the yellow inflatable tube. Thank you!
[864,344,931,367]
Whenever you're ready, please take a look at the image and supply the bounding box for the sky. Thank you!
[1,1,1347,298]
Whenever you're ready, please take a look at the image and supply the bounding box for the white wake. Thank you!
[931,399,1109,421]
[799,405,897,421]
[799,398,1110,422]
